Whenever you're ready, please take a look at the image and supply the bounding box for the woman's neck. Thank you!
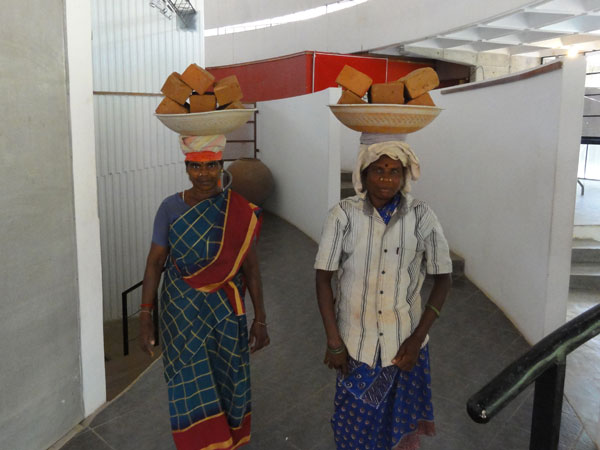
[183,187,222,205]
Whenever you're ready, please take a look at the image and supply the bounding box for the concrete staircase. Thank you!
[341,171,354,199]
[339,171,465,279]
[570,239,600,291]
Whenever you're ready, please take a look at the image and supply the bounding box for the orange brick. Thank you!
[335,65,373,97]
[189,94,217,113]
[400,67,439,100]
[181,63,215,95]
[224,101,245,110]
[214,75,243,106]
[407,92,435,106]
[155,97,189,114]
[338,90,366,104]
[369,82,404,104]
[160,72,193,105]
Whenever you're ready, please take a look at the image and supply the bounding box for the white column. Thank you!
[65,0,107,415]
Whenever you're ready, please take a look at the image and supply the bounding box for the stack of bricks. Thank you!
[335,65,439,107]
[155,63,245,114]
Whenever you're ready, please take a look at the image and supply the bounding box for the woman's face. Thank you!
[186,160,222,193]
[363,155,405,206]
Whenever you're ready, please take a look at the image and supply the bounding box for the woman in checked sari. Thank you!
[139,134,269,450]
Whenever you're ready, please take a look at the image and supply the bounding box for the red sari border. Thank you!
[172,412,252,450]
[182,191,261,315]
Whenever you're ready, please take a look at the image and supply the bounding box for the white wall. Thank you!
[92,0,205,319]
[258,89,341,242]
[66,0,106,416]
[407,58,586,343]
[0,1,93,448]
[205,0,540,66]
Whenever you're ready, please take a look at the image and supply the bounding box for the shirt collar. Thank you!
[361,192,413,218]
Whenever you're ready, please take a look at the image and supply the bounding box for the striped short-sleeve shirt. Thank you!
[315,193,452,367]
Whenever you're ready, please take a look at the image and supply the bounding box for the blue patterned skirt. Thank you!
[332,345,435,450]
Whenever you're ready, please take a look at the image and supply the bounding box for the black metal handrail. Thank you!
[467,303,600,449]
[121,270,163,356]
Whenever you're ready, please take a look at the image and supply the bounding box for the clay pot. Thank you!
[227,158,274,206]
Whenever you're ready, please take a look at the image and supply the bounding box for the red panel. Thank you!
[208,52,313,103]
[208,52,443,103]
[387,60,432,82]
[313,52,387,93]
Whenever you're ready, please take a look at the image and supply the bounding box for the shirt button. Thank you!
[384,249,388,253]
[379,332,383,336]
[378,310,382,314]
[381,270,385,274]
[380,290,383,294]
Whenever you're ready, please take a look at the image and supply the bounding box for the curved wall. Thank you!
[408,59,586,343]
[206,0,541,66]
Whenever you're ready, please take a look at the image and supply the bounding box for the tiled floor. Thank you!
[58,213,598,450]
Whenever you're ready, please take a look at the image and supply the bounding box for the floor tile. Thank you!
[59,430,115,450]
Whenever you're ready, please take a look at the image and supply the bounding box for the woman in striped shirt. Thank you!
[315,134,452,450]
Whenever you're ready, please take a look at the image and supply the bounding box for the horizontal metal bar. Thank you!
[122,280,143,295]
[581,136,600,144]
[467,303,600,423]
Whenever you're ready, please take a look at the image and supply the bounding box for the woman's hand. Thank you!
[249,321,270,353]
[324,346,349,376]
[139,312,156,357]
[391,334,422,371]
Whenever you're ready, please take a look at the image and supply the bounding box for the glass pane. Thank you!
[579,145,587,178]
[585,73,600,87]
[584,144,600,180]
[586,51,600,73]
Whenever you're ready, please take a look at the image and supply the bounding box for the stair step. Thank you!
[450,251,465,278]
[571,263,600,276]
[570,263,600,290]
[341,171,352,183]
[571,239,600,264]
[341,187,355,199]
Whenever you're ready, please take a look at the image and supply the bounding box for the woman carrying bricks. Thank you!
[315,133,452,449]
[139,134,269,450]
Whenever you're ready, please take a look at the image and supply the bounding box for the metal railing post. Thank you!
[530,360,566,450]
[122,291,129,356]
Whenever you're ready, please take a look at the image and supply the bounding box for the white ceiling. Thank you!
[381,0,600,58]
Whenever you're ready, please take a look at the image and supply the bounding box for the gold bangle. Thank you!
[426,303,441,318]
[253,320,267,326]
[140,310,152,315]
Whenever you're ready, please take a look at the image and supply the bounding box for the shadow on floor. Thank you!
[59,213,597,450]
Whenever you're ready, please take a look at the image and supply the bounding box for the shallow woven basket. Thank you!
[328,104,442,134]
[155,108,257,136]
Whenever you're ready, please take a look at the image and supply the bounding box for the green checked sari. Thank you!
[160,189,260,450]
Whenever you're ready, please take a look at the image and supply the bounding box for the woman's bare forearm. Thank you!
[316,269,343,348]
[242,243,266,321]
[412,273,452,342]
[141,243,168,307]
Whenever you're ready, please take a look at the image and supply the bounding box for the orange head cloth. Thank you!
[179,135,226,162]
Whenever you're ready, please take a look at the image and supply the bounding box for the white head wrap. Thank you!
[352,133,420,196]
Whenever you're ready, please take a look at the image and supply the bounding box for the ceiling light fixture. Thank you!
[150,0,174,20]
[150,0,197,29]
